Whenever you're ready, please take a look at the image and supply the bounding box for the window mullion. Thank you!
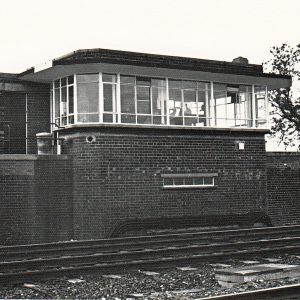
[74,75,78,124]
[166,78,170,125]
[117,74,121,123]
[99,73,103,123]
[252,85,256,128]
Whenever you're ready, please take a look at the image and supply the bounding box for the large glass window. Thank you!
[51,74,268,130]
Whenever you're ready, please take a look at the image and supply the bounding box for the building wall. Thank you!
[0,86,50,154]
[26,86,51,154]
[0,155,73,245]
[266,152,300,225]
[60,126,268,239]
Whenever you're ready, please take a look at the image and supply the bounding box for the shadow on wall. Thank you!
[110,211,272,238]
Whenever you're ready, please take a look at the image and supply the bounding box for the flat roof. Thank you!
[17,48,291,88]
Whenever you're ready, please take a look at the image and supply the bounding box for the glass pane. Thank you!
[78,114,99,123]
[194,178,204,185]
[54,80,60,88]
[153,116,167,125]
[77,82,99,113]
[61,77,67,87]
[185,177,193,185]
[152,87,167,116]
[121,84,135,113]
[151,78,166,87]
[103,113,113,123]
[215,88,227,127]
[120,75,135,84]
[61,116,67,126]
[169,89,182,117]
[168,79,182,89]
[198,82,210,90]
[164,178,173,186]
[77,74,99,83]
[61,87,67,102]
[102,73,117,83]
[103,83,116,112]
[184,117,198,126]
[136,76,151,86]
[198,90,207,116]
[255,86,266,123]
[69,86,74,114]
[68,75,74,85]
[170,116,183,125]
[239,86,252,127]
[137,115,151,124]
[137,100,151,114]
[174,178,184,185]
[182,80,197,89]
[183,90,197,116]
[204,177,213,185]
[121,114,136,124]
[136,86,150,100]
[68,115,74,124]
[60,101,67,116]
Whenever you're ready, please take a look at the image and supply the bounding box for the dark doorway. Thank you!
[0,92,26,154]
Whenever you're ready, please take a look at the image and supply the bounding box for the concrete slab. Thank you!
[140,271,160,276]
[215,263,300,287]
[264,258,282,262]
[177,266,198,271]
[102,274,122,279]
[209,263,232,268]
[240,260,260,264]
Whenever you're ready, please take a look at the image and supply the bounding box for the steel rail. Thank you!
[2,224,300,257]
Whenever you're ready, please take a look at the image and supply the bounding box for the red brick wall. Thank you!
[60,126,268,239]
[266,152,300,225]
[0,155,73,245]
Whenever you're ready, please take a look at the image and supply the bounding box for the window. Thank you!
[162,173,217,188]
[51,73,268,130]
[103,73,117,123]
[53,75,74,127]
[77,74,99,123]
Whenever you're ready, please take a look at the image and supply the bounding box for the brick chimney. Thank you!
[232,57,249,65]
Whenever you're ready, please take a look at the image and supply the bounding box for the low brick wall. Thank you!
[0,155,73,245]
[266,152,300,225]
[60,126,268,240]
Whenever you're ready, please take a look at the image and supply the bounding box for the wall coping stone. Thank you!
[55,123,270,134]
[0,154,69,161]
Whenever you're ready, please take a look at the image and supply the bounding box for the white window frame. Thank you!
[162,173,217,189]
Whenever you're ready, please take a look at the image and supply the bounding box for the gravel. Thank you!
[1,255,300,299]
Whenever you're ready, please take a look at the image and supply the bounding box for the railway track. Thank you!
[1,224,300,285]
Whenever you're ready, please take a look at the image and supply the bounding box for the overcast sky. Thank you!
[0,0,299,73]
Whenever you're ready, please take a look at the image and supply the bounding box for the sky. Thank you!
[0,0,300,73]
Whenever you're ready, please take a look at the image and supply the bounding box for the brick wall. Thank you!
[26,86,50,154]
[0,155,73,245]
[60,126,268,239]
[266,152,300,225]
